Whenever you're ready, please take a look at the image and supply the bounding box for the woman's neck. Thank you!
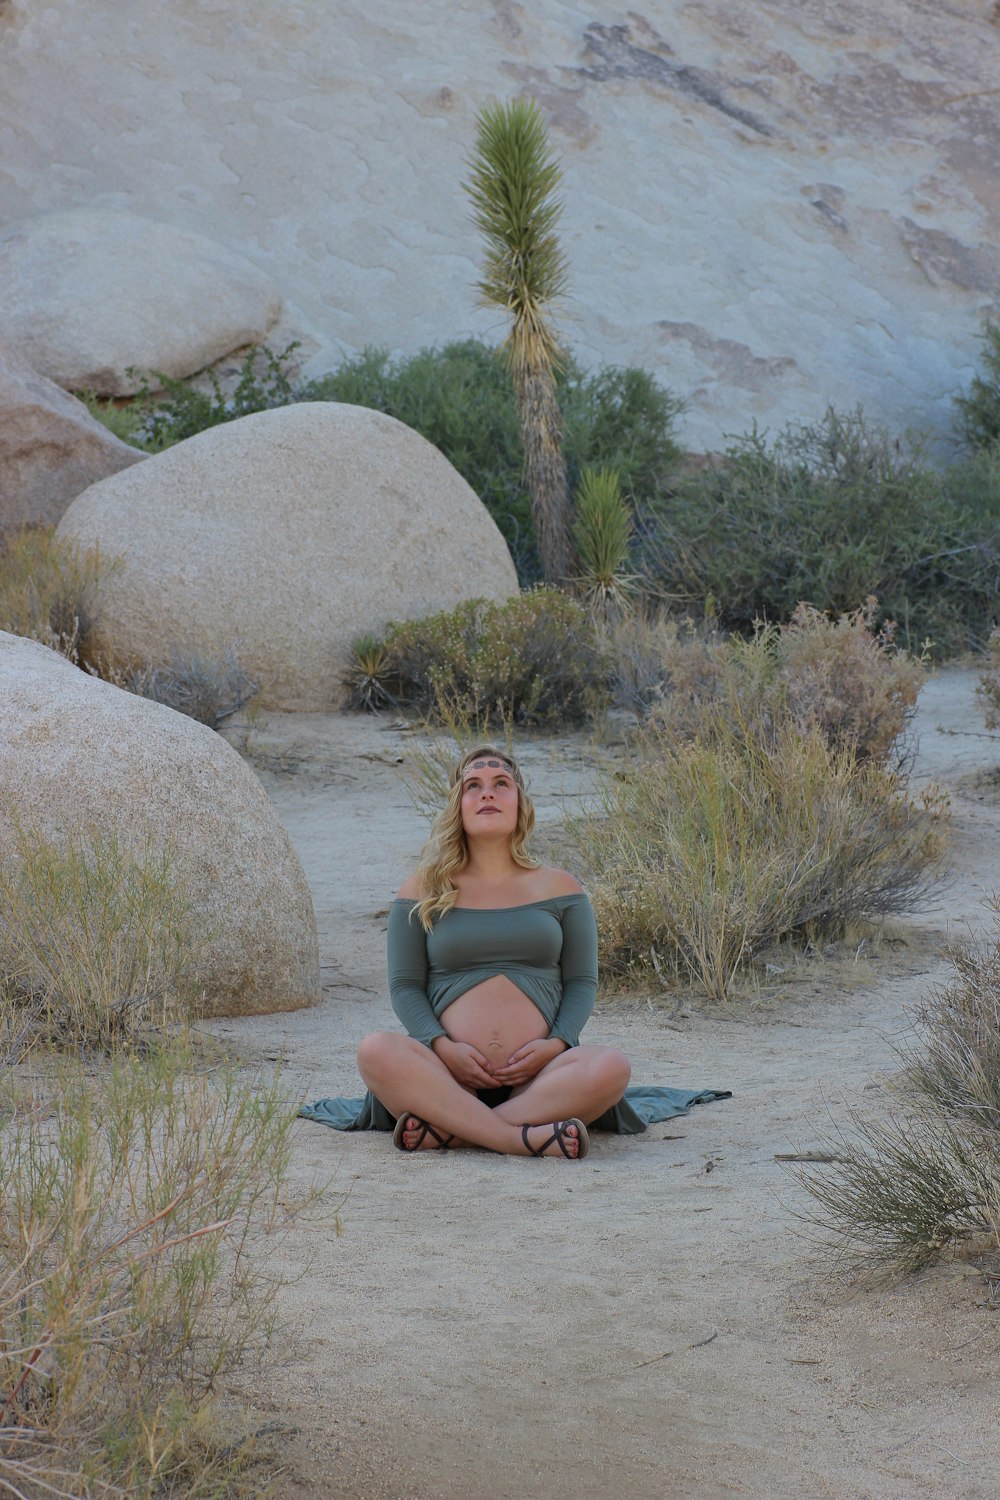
[461,843,520,883]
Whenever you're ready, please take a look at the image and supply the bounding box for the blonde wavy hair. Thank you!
[412,745,538,930]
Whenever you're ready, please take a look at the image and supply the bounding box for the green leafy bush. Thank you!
[647,408,1000,654]
[955,317,1000,451]
[798,899,1000,1279]
[129,341,301,448]
[570,716,942,1000]
[355,588,607,727]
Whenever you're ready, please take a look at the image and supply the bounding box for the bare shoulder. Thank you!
[396,875,421,900]
[532,866,586,899]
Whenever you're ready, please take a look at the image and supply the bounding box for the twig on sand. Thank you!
[635,1330,717,1367]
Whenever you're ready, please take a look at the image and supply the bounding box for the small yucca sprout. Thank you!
[344,634,396,712]
[573,466,641,619]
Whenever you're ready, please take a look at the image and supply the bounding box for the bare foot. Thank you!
[521,1120,589,1160]
[395,1115,457,1152]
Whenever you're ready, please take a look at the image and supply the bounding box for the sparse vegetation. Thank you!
[0,1037,305,1498]
[116,645,260,730]
[798,899,1000,1280]
[648,408,1000,654]
[0,826,314,1495]
[619,599,925,769]
[0,527,114,665]
[357,588,607,728]
[0,827,202,1055]
[570,715,941,1000]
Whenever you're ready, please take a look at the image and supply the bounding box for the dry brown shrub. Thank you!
[607,598,924,768]
[976,627,1000,730]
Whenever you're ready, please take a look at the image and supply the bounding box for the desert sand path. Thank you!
[212,668,1000,1500]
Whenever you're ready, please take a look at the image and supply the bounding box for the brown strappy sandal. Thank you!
[393,1114,455,1152]
[521,1118,590,1160]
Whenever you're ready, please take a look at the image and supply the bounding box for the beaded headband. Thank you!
[455,752,524,789]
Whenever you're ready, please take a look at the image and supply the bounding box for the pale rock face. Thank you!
[0,2,998,448]
[56,402,519,710]
[0,631,320,1018]
[0,343,144,533]
[0,209,283,395]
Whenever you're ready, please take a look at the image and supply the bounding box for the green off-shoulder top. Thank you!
[387,893,599,1050]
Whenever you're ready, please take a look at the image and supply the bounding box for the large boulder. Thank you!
[0,209,283,396]
[0,344,144,534]
[56,401,520,710]
[0,631,320,1018]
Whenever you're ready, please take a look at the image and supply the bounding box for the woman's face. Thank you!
[460,761,519,842]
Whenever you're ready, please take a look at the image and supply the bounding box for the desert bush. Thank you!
[0,527,114,665]
[116,645,260,729]
[648,407,1000,654]
[358,588,608,728]
[798,900,1000,1279]
[976,627,1000,730]
[0,1035,304,1497]
[0,827,202,1054]
[605,600,924,767]
[569,717,941,1000]
[955,317,1000,452]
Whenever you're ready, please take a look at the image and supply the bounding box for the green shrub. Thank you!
[0,526,115,665]
[0,1036,305,1497]
[798,900,1000,1279]
[569,716,941,1000]
[357,588,607,727]
[955,317,1000,452]
[647,408,1000,654]
[0,827,202,1053]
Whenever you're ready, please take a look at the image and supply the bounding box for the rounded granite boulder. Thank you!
[0,209,283,396]
[0,630,320,1017]
[56,401,520,709]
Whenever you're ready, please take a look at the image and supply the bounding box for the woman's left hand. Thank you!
[491,1037,568,1086]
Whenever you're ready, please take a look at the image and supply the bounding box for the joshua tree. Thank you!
[464,97,574,583]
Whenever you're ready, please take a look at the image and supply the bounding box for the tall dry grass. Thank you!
[797,900,1000,1281]
[0,528,114,666]
[570,716,942,1001]
[0,827,317,1495]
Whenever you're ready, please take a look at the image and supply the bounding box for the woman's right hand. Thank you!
[431,1036,496,1090]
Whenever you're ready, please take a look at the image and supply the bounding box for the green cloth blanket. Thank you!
[298,1084,731,1136]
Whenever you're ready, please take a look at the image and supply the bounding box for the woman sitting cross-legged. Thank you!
[355,745,631,1160]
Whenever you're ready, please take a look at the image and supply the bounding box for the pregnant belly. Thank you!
[439,975,547,1072]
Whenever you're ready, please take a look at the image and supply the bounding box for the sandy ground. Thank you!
[210,668,1000,1500]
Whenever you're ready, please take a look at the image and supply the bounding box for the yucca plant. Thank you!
[573,466,641,619]
[343,634,397,712]
[464,97,574,583]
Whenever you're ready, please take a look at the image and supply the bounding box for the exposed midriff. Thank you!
[439,975,547,1071]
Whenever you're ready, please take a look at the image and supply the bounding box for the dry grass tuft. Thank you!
[797,899,1000,1281]
[0,527,115,666]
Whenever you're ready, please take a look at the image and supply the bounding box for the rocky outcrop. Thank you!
[56,402,519,709]
[0,344,144,534]
[0,209,282,395]
[0,3,998,446]
[0,630,320,1017]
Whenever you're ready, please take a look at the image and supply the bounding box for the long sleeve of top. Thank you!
[386,892,599,1049]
